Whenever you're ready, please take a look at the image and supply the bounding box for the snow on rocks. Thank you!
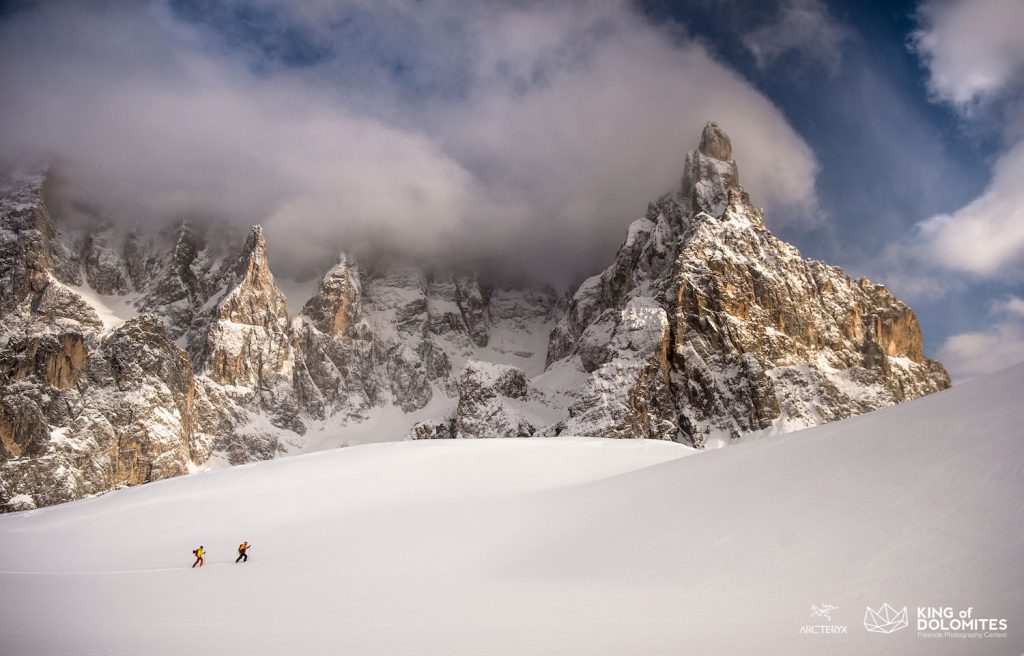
[454,360,534,438]
[409,360,537,439]
[553,298,675,440]
[191,226,304,456]
[545,121,949,446]
[0,121,952,509]
[0,314,199,510]
[292,254,379,421]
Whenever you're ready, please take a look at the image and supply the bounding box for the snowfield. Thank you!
[1,365,1022,655]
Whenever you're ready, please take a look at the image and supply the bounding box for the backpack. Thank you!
[193,549,199,557]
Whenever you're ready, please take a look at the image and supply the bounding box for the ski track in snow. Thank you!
[1,366,1023,655]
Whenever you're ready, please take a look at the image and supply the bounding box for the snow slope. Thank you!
[1,365,1022,655]
[69,283,140,332]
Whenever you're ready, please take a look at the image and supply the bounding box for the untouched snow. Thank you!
[295,390,458,451]
[476,319,553,376]
[1,365,1023,655]
[69,283,140,331]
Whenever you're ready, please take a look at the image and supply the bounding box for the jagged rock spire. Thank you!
[699,121,732,161]
[0,120,952,510]
[678,121,740,219]
[548,120,950,446]
[233,225,269,279]
[218,225,288,327]
[301,253,362,336]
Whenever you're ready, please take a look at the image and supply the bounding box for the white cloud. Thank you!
[892,0,1024,285]
[939,296,1024,381]
[0,0,820,283]
[911,0,1024,109]
[907,143,1024,277]
[742,0,848,73]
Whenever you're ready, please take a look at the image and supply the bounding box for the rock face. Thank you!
[190,226,303,463]
[454,361,534,438]
[409,360,536,439]
[556,296,677,440]
[0,173,96,336]
[292,254,379,422]
[0,121,950,510]
[699,121,732,161]
[0,169,559,511]
[546,122,949,445]
[0,313,199,510]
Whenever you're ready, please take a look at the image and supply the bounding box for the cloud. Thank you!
[742,0,848,73]
[911,0,1024,109]
[0,0,820,284]
[887,0,1024,288]
[938,296,1024,380]
[906,143,1024,277]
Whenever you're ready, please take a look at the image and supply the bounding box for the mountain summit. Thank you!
[699,121,732,160]
[0,123,949,510]
[547,122,948,444]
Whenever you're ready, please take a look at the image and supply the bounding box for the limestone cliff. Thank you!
[545,122,949,445]
[0,122,951,510]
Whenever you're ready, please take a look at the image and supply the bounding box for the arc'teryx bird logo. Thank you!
[799,602,848,634]
[810,603,838,622]
[864,603,908,633]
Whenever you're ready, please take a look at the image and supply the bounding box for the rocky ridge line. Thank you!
[0,122,950,510]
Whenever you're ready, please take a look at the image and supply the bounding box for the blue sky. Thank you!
[1,0,1022,380]
[642,0,1024,378]
[637,0,1014,363]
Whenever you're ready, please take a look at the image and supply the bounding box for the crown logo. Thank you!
[864,603,908,633]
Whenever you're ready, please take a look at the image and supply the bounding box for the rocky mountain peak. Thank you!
[218,224,287,327]
[301,253,362,336]
[233,225,270,280]
[699,121,732,161]
[548,121,949,446]
[679,122,740,219]
[721,187,767,230]
[0,122,951,511]
[0,172,75,312]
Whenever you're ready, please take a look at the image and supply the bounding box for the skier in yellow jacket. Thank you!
[235,541,251,563]
[192,545,205,568]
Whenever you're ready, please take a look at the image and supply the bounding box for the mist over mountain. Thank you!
[0,0,820,287]
[0,4,1020,655]
[0,121,948,511]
